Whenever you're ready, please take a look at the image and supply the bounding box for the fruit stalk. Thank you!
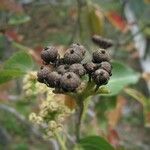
[75,99,84,142]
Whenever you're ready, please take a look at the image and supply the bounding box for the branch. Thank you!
[0,104,55,147]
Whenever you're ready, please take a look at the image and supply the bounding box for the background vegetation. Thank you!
[0,0,150,150]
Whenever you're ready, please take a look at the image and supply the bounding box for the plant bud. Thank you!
[98,61,112,75]
[41,46,58,63]
[47,71,61,88]
[83,62,98,74]
[69,63,86,77]
[64,48,84,64]
[92,69,110,85]
[92,35,113,49]
[57,65,69,75]
[70,43,86,56]
[92,49,110,63]
[60,72,81,92]
[37,66,51,83]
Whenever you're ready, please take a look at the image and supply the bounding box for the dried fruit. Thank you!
[37,43,112,93]
[70,43,86,56]
[92,69,110,85]
[83,62,97,74]
[37,66,51,83]
[64,48,84,64]
[57,58,65,66]
[92,49,110,63]
[92,35,113,49]
[69,63,86,77]
[47,71,61,88]
[98,61,112,75]
[57,65,69,75]
[41,46,58,63]
[60,72,81,92]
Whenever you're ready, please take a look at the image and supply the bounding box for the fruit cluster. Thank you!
[92,35,113,49]
[37,43,112,92]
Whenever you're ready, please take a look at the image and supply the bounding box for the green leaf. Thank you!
[8,14,30,25]
[124,88,150,127]
[95,96,117,129]
[103,61,140,96]
[124,88,146,106]
[77,136,115,150]
[0,69,24,84]
[0,51,33,84]
[86,3,104,35]
[4,51,33,72]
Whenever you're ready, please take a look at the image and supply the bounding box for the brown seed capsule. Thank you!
[57,65,69,75]
[57,58,65,66]
[70,43,86,56]
[83,62,98,74]
[92,49,110,63]
[37,66,51,83]
[60,72,81,92]
[69,63,86,77]
[47,71,61,88]
[64,48,84,64]
[41,46,58,63]
[92,69,110,85]
[92,35,113,49]
[98,61,112,75]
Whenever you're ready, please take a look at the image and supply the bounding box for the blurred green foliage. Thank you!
[0,0,150,150]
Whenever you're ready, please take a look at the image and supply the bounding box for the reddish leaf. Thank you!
[107,128,120,148]
[64,95,76,110]
[107,96,126,128]
[34,46,43,54]
[144,0,150,4]
[106,11,127,32]
[5,30,23,42]
[33,46,44,64]
[69,7,77,21]
[142,72,150,82]
[0,82,13,101]
[0,0,23,13]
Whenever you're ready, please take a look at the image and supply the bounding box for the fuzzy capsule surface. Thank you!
[60,72,81,92]
[69,63,86,77]
[41,46,58,63]
[92,69,110,85]
[64,48,84,64]
[92,49,110,63]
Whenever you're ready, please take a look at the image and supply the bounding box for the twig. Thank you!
[0,104,42,138]
[0,125,11,145]
[68,0,83,45]
[76,0,83,41]
[68,20,78,45]
[0,104,55,147]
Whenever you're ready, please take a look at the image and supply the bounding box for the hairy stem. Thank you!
[75,100,84,142]
[73,82,95,142]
